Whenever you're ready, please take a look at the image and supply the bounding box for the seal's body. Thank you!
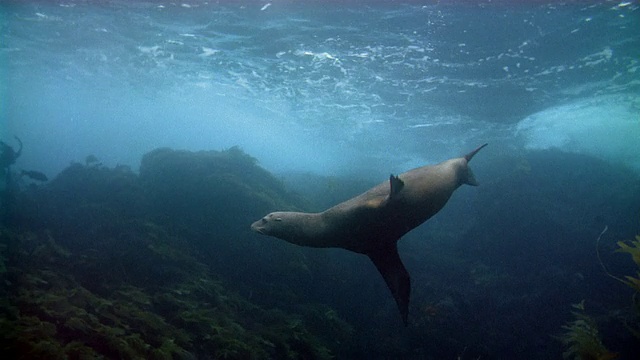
[251,144,487,325]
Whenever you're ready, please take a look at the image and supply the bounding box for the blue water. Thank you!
[2,1,640,359]
[3,0,638,178]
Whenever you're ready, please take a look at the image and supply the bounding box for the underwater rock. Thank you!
[139,147,302,220]
[0,136,22,170]
[1,147,351,359]
[20,170,48,182]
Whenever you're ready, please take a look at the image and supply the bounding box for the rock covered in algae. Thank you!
[1,147,353,359]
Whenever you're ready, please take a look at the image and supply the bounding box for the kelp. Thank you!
[615,235,640,293]
[568,227,640,360]
[559,301,618,360]
[614,233,640,339]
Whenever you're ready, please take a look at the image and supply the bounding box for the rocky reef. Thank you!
[0,147,351,359]
[1,147,639,359]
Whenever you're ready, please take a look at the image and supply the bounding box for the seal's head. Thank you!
[251,211,319,246]
[251,212,289,237]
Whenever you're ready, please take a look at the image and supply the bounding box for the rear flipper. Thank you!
[368,243,410,326]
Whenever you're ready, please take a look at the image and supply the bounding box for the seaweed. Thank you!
[1,225,343,359]
[615,235,640,293]
[563,227,640,360]
[613,233,640,339]
[559,301,618,360]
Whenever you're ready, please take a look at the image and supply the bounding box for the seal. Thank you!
[251,143,487,325]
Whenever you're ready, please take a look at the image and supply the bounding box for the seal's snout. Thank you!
[250,218,266,234]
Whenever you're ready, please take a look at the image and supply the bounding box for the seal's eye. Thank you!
[261,218,267,224]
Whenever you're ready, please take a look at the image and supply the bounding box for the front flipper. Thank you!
[389,174,404,198]
[367,243,410,326]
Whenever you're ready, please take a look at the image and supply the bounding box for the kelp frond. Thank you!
[616,235,640,266]
[615,235,640,292]
[560,301,618,360]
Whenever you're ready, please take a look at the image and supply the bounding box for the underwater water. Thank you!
[1,1,640,359]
